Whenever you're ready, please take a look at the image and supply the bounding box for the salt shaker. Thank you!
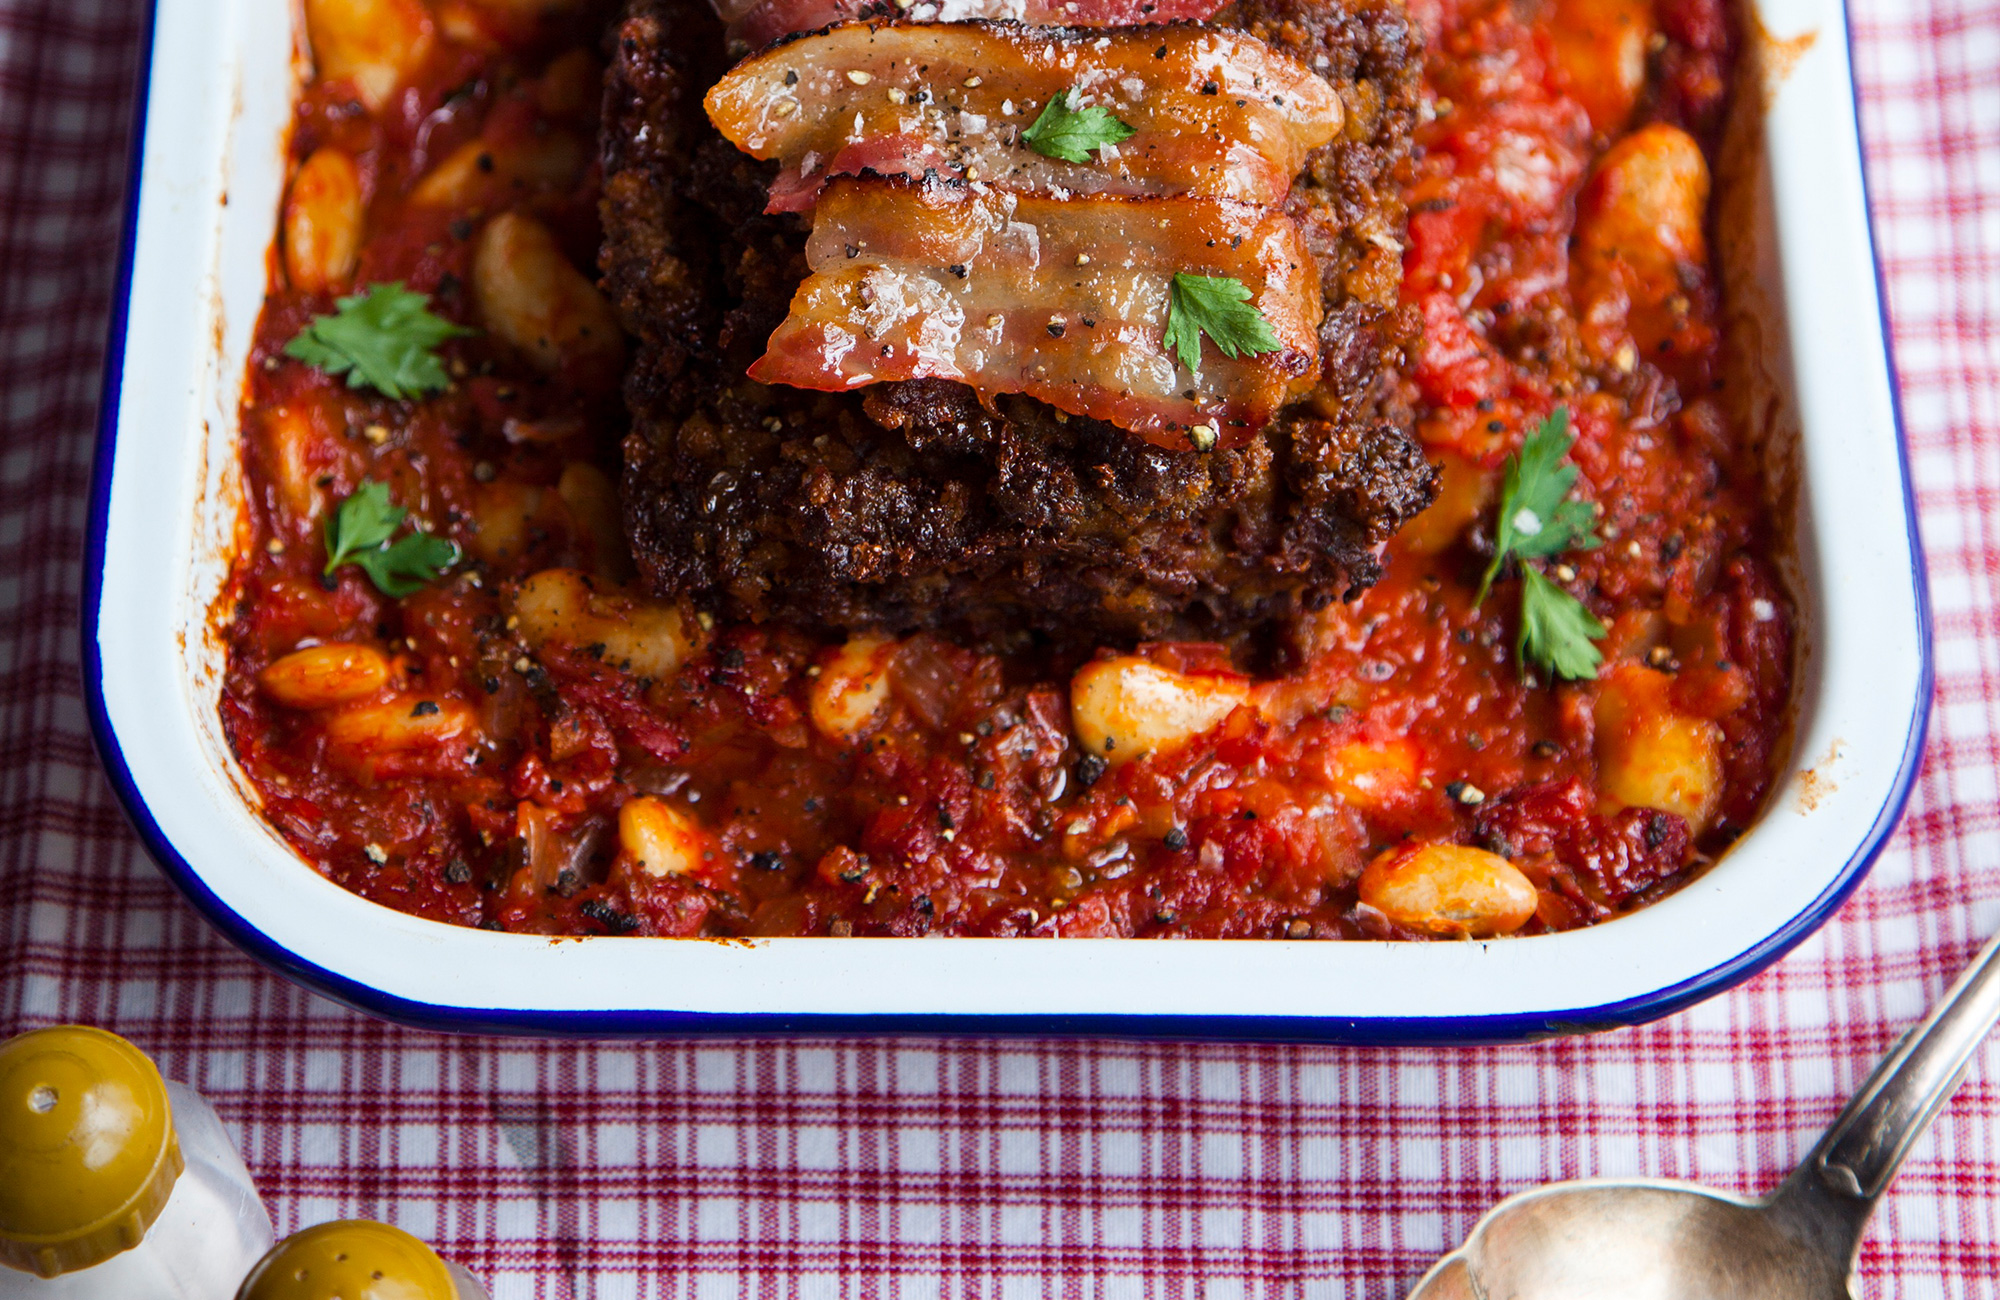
[0,1024,274,1298]
[237,1221,492,1300]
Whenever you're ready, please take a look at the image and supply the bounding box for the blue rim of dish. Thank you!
[80,1,1933,1044]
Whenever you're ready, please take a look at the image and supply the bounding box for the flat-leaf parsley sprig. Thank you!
[284,282,475,400]
[1019,90,1136,164]
[1475,407,1607,681]
[1164,272,1283,378]
[323,480,460,598]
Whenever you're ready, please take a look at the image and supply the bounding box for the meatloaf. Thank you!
[601,0,1435,644]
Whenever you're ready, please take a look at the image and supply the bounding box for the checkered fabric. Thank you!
[2,0,1998,1293]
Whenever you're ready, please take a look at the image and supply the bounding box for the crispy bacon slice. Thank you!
[748,176,1321,449]
[762,135,957,213]
[705,21,1344,213]
[718,0,1223,53]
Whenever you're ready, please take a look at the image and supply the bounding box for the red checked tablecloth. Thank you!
[4,0,1998,1294]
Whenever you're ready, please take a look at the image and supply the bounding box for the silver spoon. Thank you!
[1408,927,2000,1299]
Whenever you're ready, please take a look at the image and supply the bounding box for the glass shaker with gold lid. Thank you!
[0,1025,274,1298]
[237,1222,491,1300]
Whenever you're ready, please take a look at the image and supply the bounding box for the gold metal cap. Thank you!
[237,1221,460,1300]
[0,1025,184,1278]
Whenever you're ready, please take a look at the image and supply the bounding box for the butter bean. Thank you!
[470,212,623,386]
[1359,842,1537,938]
[510,568,698,681]
[258,643,391,710]
[1594,662,1722,832]
[323,694,477,754]
[808,635,898,740]
[1547,0,1653,132]
[618,795,706,878]
[304,0,435,112]
[282,148,363,293]
[1070,656,1249,766]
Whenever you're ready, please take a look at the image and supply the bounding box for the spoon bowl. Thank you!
[1409,928,2000,1299]
[1413,1179,1850,1300]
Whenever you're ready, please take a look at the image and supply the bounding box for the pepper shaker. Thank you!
[0,1025,274,1298]
[237,1222,491,1300]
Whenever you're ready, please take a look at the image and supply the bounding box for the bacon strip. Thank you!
[748,176,1321,449]
[719,0,1224,53]
[705,21,1344,212]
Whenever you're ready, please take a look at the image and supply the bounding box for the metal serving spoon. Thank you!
[1408,927,2000,1299]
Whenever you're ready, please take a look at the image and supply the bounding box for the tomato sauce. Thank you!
[220,0,1792,939]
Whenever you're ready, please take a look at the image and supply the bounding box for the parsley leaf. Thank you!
[322,481,404,575]
[283,282,474,400]
[1019,90,1137,164]
[353,533,462,598]
[1518,565,1607,681]
[1164,273,1283,377]
[1473,406,1606,680]
[323,480,459,598]
[1476,407,1601,604]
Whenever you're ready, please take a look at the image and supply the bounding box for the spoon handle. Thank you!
[1810,925,2000,1202]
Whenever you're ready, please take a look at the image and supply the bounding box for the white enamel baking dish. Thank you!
[85,0,1929,1041]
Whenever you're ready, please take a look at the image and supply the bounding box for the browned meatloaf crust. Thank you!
[601,0,1435,644]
